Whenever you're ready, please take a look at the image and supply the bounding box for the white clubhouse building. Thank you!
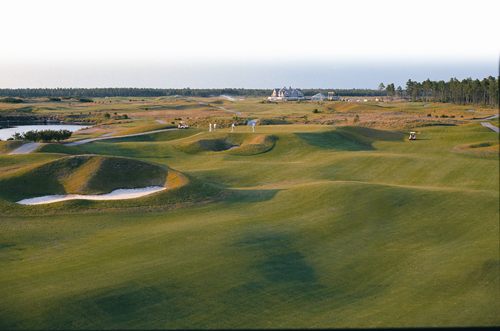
[268,86,305,101]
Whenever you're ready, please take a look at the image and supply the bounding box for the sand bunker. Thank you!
[17,186,166,205]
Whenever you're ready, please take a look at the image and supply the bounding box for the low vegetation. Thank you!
[13,129,72,142]
[0,97,23,103]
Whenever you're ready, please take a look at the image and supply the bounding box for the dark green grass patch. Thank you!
[295,130,373,151]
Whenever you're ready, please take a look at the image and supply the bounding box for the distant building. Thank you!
[268,86,305,101]
[310,93,327,101]
[328,92,339,101]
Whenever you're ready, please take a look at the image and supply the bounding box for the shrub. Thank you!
[427,113,431,117]
[353,115,360,123]
[48,97,61,101]
[312,109,318,113]
[103,112,111,119]
[76,97,93,103]
[0,97,23,103]
[19,129,72,142]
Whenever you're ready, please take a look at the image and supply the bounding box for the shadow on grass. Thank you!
[295,130,373,151]
[234,232,319,285]
[229,189,282,203]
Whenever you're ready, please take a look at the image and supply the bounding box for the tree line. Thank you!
[1,79,497,106]
[0,87,385,98]
[402,77,498,107]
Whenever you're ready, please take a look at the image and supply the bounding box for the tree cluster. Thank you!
[13,129,73,142]
[404,77,498,107]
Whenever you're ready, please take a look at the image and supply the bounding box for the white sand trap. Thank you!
[17,186,166,205]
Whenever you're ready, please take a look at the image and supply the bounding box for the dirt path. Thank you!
[8,142,45,155]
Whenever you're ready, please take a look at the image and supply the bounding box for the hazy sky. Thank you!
[1,0,498,89]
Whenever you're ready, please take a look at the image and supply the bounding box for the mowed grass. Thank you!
[0,122,498,329]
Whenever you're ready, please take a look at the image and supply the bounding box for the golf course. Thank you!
[0,96,498,329]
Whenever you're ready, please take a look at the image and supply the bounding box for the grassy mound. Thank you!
[176,133,241,154]
[36,143,90,155]
[176,133,277,155]
[226,134,277,156]
[453,140,499,157]
[0,155,186,202]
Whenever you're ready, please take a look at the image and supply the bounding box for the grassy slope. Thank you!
[0,123,498,329]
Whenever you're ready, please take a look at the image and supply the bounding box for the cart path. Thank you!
[65,127,179,146]
[481,122,500,133]
[8,142,45,155]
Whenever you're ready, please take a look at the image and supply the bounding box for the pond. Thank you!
[0,124,90,141]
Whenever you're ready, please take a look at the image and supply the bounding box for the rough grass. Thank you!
[0,140,24,154]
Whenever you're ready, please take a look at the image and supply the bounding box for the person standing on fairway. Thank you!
[209,123,212,132]
[231,123,235,132]
[252,122,255,132]
[214,123,217,131]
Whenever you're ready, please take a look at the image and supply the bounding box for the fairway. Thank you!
[0,121,498,329]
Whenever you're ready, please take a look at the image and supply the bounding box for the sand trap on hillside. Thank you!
[17,186,166,205]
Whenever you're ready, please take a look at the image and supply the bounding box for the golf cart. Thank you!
[178,122,189,129]
[409,132,416,140]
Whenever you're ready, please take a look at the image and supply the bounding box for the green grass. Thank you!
[0,121,498,329]
[35,143,91,155]
[111,124,176,136]
[0,140,23,154]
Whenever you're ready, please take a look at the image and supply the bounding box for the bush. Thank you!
[0,97,23,103]
[427,113,431,117]
[48,97,61,101]
[103,112,111,119]
[76,97,93,103]
[353,115,360,123]
[19,129,73,142]
[312,109,318,113]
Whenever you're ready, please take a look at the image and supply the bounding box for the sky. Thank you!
[1,0,499,89]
